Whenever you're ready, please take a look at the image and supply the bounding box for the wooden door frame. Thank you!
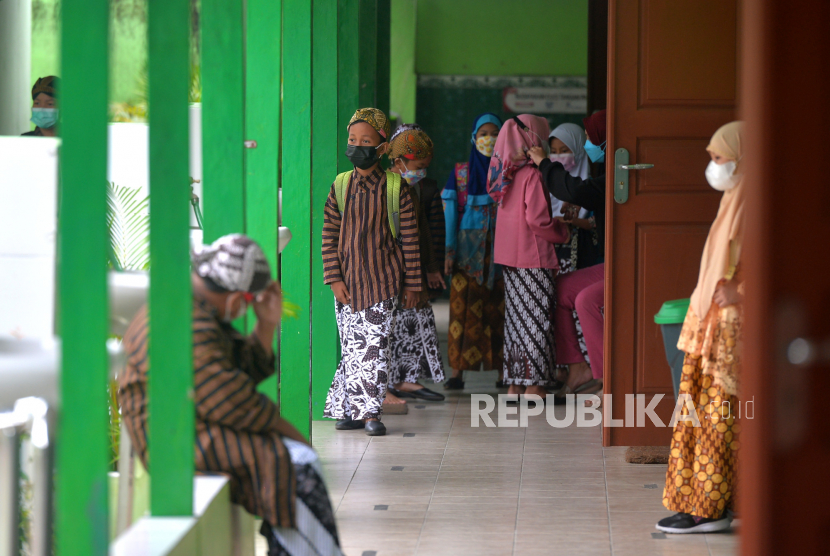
[740,1,830,554]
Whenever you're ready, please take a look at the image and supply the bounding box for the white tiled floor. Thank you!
[264,300,740,556]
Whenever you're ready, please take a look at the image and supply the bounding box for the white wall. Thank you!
[107,104,204,246]
[0,136,59,340]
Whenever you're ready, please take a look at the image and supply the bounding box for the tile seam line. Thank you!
[512,406,527,556]
[334,430,372,514]
[413,392,457,554]
[602,437,614,555]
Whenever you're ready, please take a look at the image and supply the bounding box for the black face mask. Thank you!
[345,144,380,170]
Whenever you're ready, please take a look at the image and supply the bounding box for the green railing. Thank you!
[56,0,390,553]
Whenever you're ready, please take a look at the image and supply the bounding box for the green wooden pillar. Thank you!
[246,0,282,402]
[280,0,312,438]
[202,0,246,242]
[376,0,391,117]
[57,0,110,554]
[337,0,359,174]
[148,0,194,516]
[311,0,340,421]
[358,0,378,107]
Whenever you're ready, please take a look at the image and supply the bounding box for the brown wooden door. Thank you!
[604,0,739,446]
[741,1,830,554]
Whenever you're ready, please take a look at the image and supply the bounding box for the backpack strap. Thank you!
[385,170,402,239]
[334,171,353,215]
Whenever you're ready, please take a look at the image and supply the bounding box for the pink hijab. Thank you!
[487,114,551,204]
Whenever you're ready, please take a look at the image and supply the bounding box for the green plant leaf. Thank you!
[107,182,150,271]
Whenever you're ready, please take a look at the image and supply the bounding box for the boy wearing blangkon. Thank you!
[322,108,422,436]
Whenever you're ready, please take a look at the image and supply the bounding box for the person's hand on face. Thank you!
[527,146,546,166]
[330,281,351,305]
[426,271,446,290]
[252,281,283,326]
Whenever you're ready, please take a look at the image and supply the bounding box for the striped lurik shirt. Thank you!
[322,166,422,313]
[119,298,296,528]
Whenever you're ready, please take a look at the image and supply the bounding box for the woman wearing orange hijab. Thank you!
[657,122,745,534]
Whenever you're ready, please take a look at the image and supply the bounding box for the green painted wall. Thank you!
[415,0,588,76]
[390,0,416,123]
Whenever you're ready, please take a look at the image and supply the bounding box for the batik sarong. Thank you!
[662,353,739,519]
[389,303,445,385]
[447,269,505,372]
[503,267,556,386]
[324,297,397,420]
[267,438,343,556]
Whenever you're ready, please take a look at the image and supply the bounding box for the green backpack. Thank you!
[334,170,403,238]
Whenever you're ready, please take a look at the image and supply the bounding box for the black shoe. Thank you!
[388,387,414,399]
[335,417,365,430]
[410,387,445,401]
[365,420,387,436]
[443,377,465,390]
[496,380,506,389]
[389,386,445,401]
[656,512,731,534]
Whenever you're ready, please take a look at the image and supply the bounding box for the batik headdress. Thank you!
[388,124,434,160]
[348,107,392,140]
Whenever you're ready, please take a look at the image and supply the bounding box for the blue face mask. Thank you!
[584,139,606,163]
[31,108,59,129]
[401,167,427,185]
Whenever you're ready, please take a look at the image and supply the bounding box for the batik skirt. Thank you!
[324,297,397,420]
[389,303,446,385]
[502,267,556,386]
[662,353,739,519]
[267,438,343,556]
[447,269,505,372]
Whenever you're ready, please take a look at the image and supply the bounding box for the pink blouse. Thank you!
[493,165,569,269]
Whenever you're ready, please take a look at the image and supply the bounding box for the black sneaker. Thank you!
[443,377,465,390]
[656,512,731,534]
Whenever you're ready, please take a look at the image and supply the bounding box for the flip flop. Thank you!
[573,378,602,394]
[382,399,409,415]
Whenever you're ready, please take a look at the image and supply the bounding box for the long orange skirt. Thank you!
[662,353,740,519]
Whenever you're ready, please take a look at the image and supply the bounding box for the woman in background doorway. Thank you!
[441,113,505,390]
[657,121,744,534]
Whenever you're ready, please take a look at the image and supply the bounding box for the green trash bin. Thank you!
[654,298,690,401]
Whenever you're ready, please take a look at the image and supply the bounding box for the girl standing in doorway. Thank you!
[657,121,745,534]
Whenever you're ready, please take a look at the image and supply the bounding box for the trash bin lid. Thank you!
[654,298,690,324]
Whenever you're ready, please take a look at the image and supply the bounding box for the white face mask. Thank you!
[705,160,740,191]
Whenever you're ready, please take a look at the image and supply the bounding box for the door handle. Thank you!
[619,163,655,170]
[613,148,654,204]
